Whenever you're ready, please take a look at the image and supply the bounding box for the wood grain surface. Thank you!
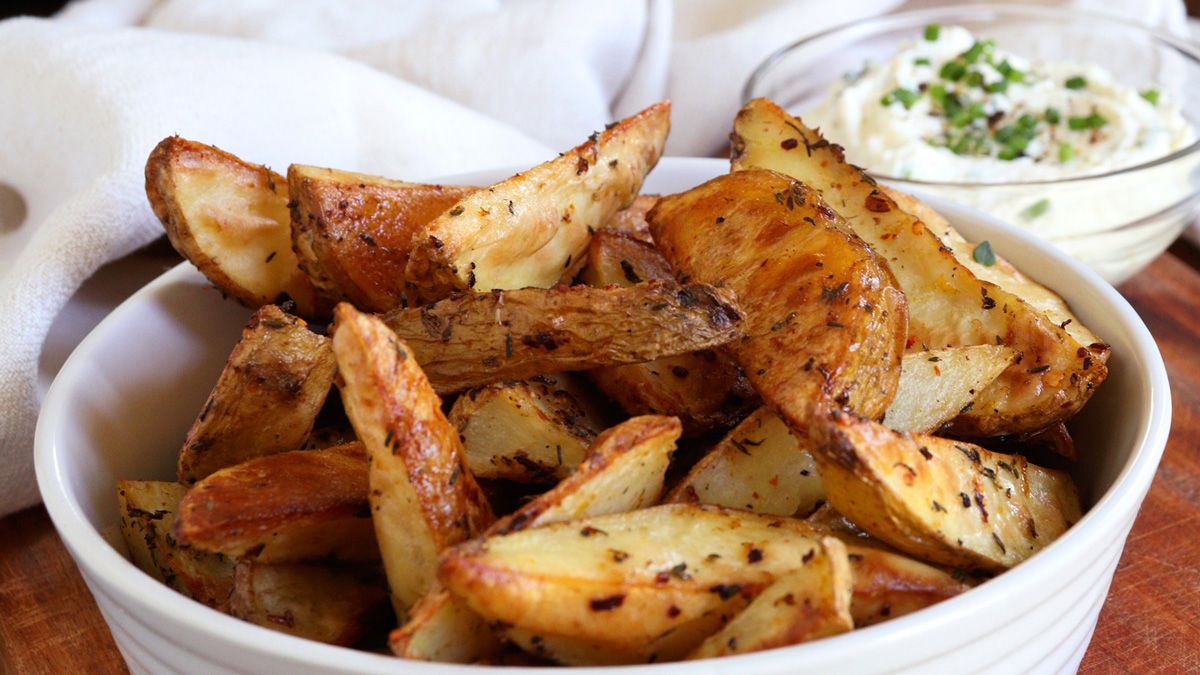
[1,246,1198,674]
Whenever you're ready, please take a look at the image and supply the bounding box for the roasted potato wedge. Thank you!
[583,229,758,436]
[648,170,907,430]
[730,98,1108,436]
[448,375,604,483]
[177,305,337,484]
[687,537,853,658]
[381,280,743,394]
[145,136,326,317]
[404,101,670,301]
[811,409,1081,571]
[392,415,680,662]
[230,561,390,646]
[601,194,658,241]
[843,545,971,626]
[288,164,476,311]
[175,444,375,562]
[331,304,493,613]
[439,504,828,661]
[117,480,234,610]
[665,407,822,517]
[885,346,1015,433]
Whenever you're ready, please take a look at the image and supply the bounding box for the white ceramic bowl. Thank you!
[36,158,1170,674]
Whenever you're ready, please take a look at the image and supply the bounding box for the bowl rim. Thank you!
[35,157,1172,673]
[743,2,1200,188]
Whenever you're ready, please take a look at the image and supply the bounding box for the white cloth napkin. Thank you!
[0,0,1187,517]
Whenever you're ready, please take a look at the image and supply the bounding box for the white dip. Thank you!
[805,25,1198,283]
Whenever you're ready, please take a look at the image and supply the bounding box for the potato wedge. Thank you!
[439,504,827,661]
[145,136,326,317]
[648,169,907,430]
[602,194,659,241]
[404,101,670,301]
[843,545,971,626]
[448,375,604,483]
[288,164,476,311]
[175,444,375,562]
[230,561,390,646]
[583,229,759,436]
[177,305,337,484]
[381,280,743,394]
[885,346,1015,433]
[688,537,853,658]
[117,480,234,610]
[392,415,681,662]
[811,409,1082,571]
[665,407,822,517]
[730,98,1109,436]
[331,304,493,613]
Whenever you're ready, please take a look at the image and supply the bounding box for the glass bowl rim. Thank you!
[743,2,1200,188]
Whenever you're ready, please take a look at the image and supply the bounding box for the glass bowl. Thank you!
[744,3,1200,284]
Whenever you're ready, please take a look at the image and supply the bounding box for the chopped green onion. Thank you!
[997,60,1024,82]
[924,23,941,41]
[997,148,1020,160]
[1020,199,1051,221]
[973,241,996,266]
[914,57,931,66]
[985,80,1008,94]
[1141,89,1160,106]
[1065,76,1087,90]
[893,88,920,109]
[1017,113,1039,129]
[940,61,967,81]
[963,41,987,64]
[966,71,984,88]
[1068,113,1107,130]
[1044,107,1061,124]
[1058,143,1073,162]
[929,83,947,104]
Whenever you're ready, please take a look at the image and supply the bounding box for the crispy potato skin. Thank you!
[230,561,390,647]
[175,444,376,562]
[730,99,1108,436]
[145,136,327,317]
[811,409,1082,571]
[448,376,603,483]
[404,101,670,301]
[687,537,853,658]
[648,169,907,429]
[288,164,476,311]
[331,304,494,613]
[381,280,743,394]
[583,230,759,436]
[843,545,969,626]
[177,305,337,484]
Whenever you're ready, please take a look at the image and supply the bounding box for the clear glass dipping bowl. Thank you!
[744,3,1200,284]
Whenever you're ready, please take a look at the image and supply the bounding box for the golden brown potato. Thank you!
[144,136,327,317]
[175,444,375,562]
[448,375,604,483]
[177,305,337,484]
[229,561,390,647]
[583,229,758,436]
[117,480,234,610]
[439,504,826,663]
[391,415,681,663]
[842,545,971,626]
[648,169,908,431]
[687,537,853,658]
[601,194,659,241]
[885,346,1015,433]
[730,98,1109,436]
[664,407,822,517]
[810,409,1081,571]
[331,304,494,613]
[288,164,476,311]
[381,280,743,394]
[404,101,670,302]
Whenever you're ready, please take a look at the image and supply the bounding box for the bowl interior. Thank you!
[35,157,1169,672]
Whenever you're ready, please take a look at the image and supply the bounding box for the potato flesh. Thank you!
[331,304,493,614]
[648,169,907,431]
[885,346,1015,433]
[145,136,325,317]
[381,280,743,394]
[288,164,476,311]
[730,98,1107,436]
[176,305,337,484]
[175,444,376,562]
[405,101,670,301]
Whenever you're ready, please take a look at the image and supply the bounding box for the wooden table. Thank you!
[2,244,1198,674]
